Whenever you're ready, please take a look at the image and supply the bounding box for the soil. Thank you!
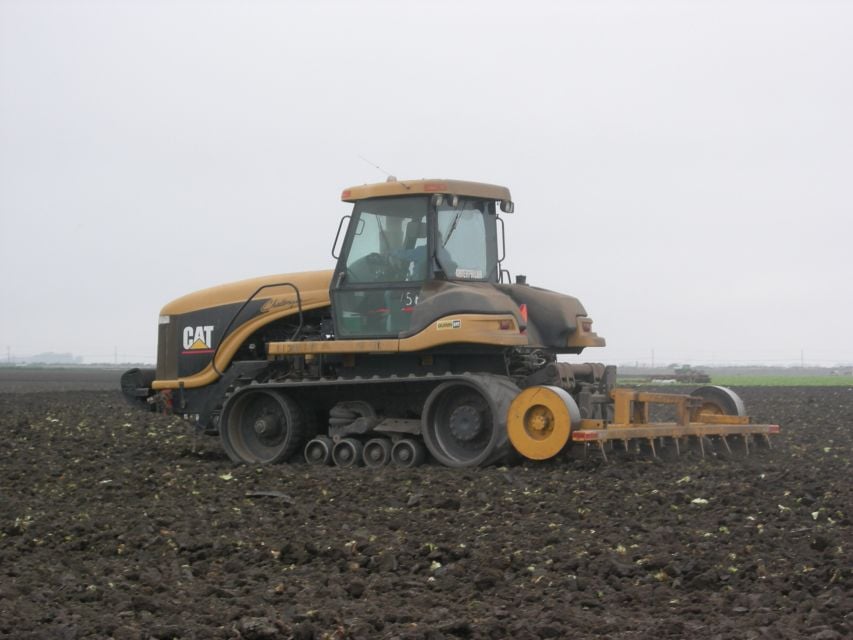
[0,372,850,639]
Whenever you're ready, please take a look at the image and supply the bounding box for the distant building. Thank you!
[13,352,83,365]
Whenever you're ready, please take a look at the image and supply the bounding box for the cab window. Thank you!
[345,205,428,284]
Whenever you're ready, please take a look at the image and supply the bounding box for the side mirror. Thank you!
[500,200,514,214]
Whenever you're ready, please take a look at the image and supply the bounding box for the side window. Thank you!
[345,211,427,283]
[345,214,380,270]
[437,207,488,280]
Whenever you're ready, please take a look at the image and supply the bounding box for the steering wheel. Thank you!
[373,252,411,280]
[348,252,407,283]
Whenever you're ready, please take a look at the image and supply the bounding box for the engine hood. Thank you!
[160,270,333,316]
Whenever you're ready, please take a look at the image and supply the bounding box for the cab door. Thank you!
[331,197,429,339]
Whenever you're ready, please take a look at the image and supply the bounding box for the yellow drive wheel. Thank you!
[507,386,580,460]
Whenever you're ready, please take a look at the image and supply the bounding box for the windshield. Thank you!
[436,199,491,280]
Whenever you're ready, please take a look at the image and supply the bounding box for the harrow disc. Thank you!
[692,385,746,417]
[507,385,580,460]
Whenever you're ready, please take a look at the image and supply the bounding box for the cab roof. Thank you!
[341,178,512,206]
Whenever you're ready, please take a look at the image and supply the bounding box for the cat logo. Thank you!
[182,325,214,354]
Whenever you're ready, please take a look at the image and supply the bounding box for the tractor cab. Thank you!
[331,179,514,338]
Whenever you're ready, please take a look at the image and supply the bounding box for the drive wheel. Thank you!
[220,389,305,464]
[692,385,746,417]
[422,378,514,468]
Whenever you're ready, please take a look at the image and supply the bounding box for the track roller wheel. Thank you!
[332,437,364,467]
[692,385,747,417]
[304,435,333,465]
[421,376,518,468]
[220,389,305,464]
[363,438,392,468]
[507,385,580,460]
[391,438,426,468]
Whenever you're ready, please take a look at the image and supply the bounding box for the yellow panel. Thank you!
[341,179,511,204]
[161,270,332,315]
[268,339,400,355]
[266,313,527,357]
[566,315,606,348]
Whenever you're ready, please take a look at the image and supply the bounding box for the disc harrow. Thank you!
[509,384,779,463]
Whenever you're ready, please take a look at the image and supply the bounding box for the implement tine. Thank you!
[698,435,705,458]
[598,440,609,463]
[722,435,732,455]
[762,433,772,449]
[743,433,750,456]
[649,438,657,458]
[674,437,680,456]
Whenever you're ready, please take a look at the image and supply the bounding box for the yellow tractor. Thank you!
[122,178,778,467]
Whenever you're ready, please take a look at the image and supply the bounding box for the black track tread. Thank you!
[272,393,307,463]
[224,373,519,468]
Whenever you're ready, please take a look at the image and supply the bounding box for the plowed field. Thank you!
[0,373,850,639]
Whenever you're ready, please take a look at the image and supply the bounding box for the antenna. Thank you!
[357,155,395,179]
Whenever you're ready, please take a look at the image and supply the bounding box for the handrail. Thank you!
[331,215,351,259]
[497,215,506,263]
[212,282,304,376]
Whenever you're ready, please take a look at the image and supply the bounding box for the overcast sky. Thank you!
[1,0,851,367]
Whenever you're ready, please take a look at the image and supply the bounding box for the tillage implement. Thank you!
[122,178,779,467]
